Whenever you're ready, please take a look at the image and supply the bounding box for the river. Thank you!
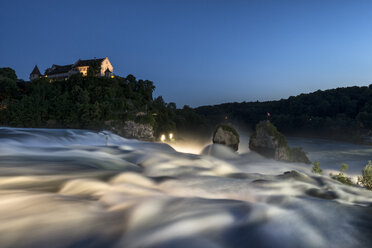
[0,127,371,248]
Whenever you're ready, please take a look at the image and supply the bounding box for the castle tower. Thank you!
[30,65,42,81]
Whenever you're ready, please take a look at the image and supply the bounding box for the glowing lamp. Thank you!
[160,134,166,142]
[169,133,173,139]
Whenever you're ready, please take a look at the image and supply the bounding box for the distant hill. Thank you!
[195,85,372,144]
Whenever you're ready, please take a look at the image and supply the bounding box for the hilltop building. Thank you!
[30,65,42,81]
[29,57,114,81]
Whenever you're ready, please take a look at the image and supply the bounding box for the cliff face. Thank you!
[249,121,287,159]
[249,121,310,164]
[105,120,154,142]
[212,124,240,151]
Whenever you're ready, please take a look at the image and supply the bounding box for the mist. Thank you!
[0,127,371,248]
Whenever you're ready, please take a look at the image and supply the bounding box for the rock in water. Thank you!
[249,121,310,163]
[249,120,287,160]
[212,124,240,151]
[201,144,239,159]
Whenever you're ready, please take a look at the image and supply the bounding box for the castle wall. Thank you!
[100,57,114,76]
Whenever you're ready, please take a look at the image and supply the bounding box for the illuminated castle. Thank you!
[30,57,113,81]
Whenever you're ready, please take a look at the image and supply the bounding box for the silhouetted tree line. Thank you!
[196,86,372,143]
[5,66,370,143]
[0,68,207,137]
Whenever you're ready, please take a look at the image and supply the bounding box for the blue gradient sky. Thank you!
[1,0,372,107]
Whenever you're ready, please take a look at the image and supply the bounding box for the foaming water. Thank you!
[0,127,371,248]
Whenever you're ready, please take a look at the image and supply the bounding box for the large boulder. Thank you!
[249,121,310,163]
[201,144,239,159]
[212,124,240,151]
[105,120,154,141]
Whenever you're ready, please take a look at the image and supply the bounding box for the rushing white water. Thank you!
[0,127,371,248]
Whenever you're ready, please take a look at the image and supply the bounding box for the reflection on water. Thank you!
[0,127,371,248]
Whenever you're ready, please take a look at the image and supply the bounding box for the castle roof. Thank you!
[30,65,41,76]
[74,58,105,67]
[42,57,110,77]
[45,64,73,75]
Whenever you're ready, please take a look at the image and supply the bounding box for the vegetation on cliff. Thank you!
[252,120,287,147]
[0,68,207,138]
[330,164,354,186]
[312,161,322,174]
[311,161,372,191]
[358,161,372,190]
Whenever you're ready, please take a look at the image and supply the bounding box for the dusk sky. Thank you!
[1,0,372,107]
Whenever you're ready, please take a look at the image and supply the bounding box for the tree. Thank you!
[126,74,136,83]
[312,161,322,174]
[0,76,18,101]
[357,112,372,129]
[0,68,17,81]
[358,161,372,190]
[87,60,101,77]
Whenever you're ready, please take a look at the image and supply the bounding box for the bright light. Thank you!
[160,134,166,142]
[169,133,173,139]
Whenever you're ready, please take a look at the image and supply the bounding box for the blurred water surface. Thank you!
[0,127,371,248]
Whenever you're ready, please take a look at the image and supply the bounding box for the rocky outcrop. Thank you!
[212,124,240,151]
[105,120,154,141]
[249,121,310,163]
[201,144,239,159]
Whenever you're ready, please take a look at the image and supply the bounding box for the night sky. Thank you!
[1,0,372,107]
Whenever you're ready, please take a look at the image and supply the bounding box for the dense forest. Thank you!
[0,67,207,138]
[196,85,372,143]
